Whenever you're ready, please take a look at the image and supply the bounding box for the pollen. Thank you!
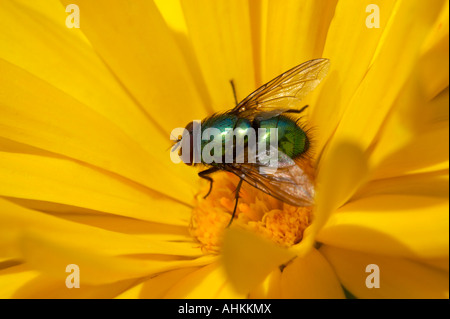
[189,171,313,253]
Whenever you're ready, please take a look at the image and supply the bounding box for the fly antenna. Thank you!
[230,79,238,106]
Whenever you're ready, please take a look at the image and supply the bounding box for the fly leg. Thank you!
[227,177,244,227]
[283,104,309,114]
[198,167,219,199]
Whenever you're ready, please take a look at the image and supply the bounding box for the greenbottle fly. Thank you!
[174,59,330,226]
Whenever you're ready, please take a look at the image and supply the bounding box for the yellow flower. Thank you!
[0,0,448,299]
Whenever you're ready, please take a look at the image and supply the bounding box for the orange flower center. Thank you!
[189,164,314,253]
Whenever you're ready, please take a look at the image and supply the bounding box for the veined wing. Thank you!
[231,59,330,120]
[225,156,315,207]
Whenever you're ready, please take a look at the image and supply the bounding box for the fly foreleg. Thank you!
[227,177,244,227]
[198,167,220,199]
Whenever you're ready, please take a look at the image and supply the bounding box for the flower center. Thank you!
[189,163,314,253]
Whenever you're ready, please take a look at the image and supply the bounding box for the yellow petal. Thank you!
[308,0,399,154]
[420,0,449,99]
[280,249,344,298]
[116,267,199,299]
[221,227,295,294]
[154,0,215,114]
[163,262,246,298]
[248,268,282,299]
[180,0,256,112]
[370,87,448,180]
[41,213,193,243]
[154,0,188,35]
[0,152,190,225]
[0,199,217,284]
[320,245,449,299]
[324,0,445,158]
[250,248,344,299]
[0,198,202,259]
[0,264,38,298]
[299,142,369,255]
[317,195,449,259]
[0,263,138,299]
[60,0,207,127]
[0,59,194,203]
[354,170,449,200]
[261,0,337,82]
[20,231,215,285]
[0,0,189,182]
[419,257,449,273]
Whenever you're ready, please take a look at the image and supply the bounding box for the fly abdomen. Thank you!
[258,115,309,159]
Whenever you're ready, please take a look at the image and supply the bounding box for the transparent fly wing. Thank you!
[226,151,315,207]
[231,59,330,120]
